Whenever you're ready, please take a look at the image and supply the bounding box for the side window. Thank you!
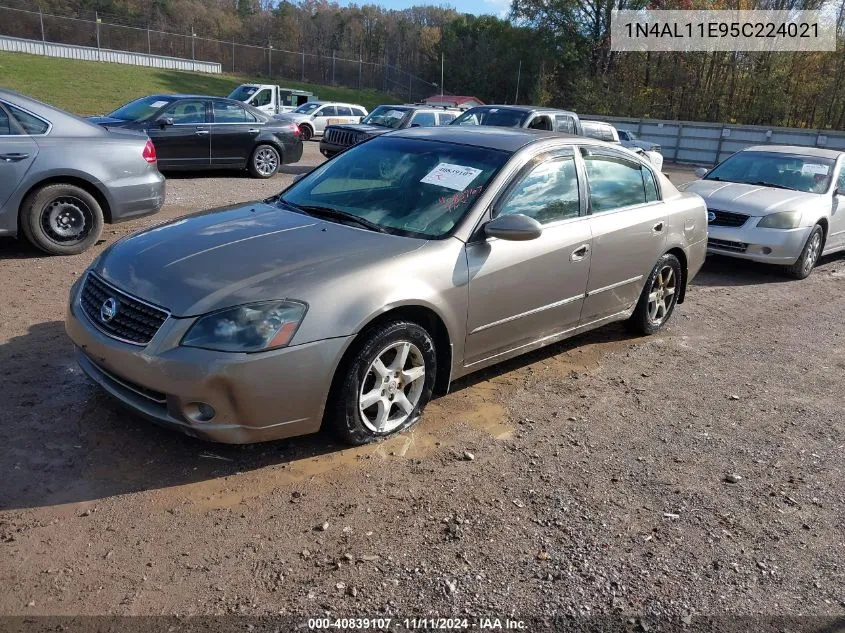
[336,106,353,116]
[317,106,337,117]
[555,115,576,134]
[6,104,50,135]
[0,107,12,135]
[601,127,615,142]
[213,101,252,123]
[583,151,653,212]
[527,115,552,131]
[411,111,437,127]
[165,100,206,124]
[438,112,456,125]
[253,90,272,107]
[837,166,845,192]
[496,156,580,225]
[352,107,366,117]
[643,166,660,201]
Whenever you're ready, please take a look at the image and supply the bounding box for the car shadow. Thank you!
[161,164,312,180]
[0,318,639,511]
[694,252,845,287]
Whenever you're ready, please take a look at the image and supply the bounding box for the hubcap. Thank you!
[255,148,278,176]
[41,196,92,243]
[359,341,426,434]
[804,232,821,274]
[647,265,677,326]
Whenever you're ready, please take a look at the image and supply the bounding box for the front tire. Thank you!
[627,253,683,335]
[330,320,437,445]
[19,183,104,255]
[248,144,280,179]
[784,224,823,280]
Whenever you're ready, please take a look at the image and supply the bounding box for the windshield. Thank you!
[622,130,637,140]
[451,107,529,128]
[361,106,410,129]
[280,136,510,238]
[227,86,258,101]
[295,103,321,114]
[107,96,176,121]
[705,151,834,194]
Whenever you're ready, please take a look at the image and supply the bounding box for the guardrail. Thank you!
[0,34,221,73]
[584,114,845,166]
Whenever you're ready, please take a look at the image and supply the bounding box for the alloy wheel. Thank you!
[358,341,426,434]
[803,231,822,276]
[254,147,279,176]
[40,196,93,244]
[647,265,677,326]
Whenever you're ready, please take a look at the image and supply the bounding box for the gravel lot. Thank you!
[1,144,843,623]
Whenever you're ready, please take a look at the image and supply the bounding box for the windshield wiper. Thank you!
[748,180,793,191]
[280,199,387,233]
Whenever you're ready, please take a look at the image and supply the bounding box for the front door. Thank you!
[829,162,845,251]
[147,99,210,168]
[0,102,39,212]
[210,100,261,167]
[578,146,667,322]
[464,149,591,367]
[311,105,338,134]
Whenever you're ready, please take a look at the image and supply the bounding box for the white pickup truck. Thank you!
[227,84,318,115]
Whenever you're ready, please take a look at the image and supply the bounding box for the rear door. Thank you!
[335,106,357,125]
[830,161,845,251]
[312,105,338,134]
[0,101,40,212]
[210,100,261,167]
[409,110,437,128]
[146,99,210,168]
[578,145,667,322]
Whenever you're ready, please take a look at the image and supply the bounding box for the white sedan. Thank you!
[680,145,845,278]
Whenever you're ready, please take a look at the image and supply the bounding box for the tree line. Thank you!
[11,0,845,129]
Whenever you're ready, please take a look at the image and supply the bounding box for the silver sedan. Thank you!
[0,89,165,255]
[681,145,845,278]
[65,127,707,444]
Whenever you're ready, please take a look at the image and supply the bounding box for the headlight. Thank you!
[181,301,307,352]
[757,211,801,229]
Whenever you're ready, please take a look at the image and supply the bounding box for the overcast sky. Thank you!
[335,0,511,17]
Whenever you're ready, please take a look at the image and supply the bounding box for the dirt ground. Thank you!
[1,144,843,623]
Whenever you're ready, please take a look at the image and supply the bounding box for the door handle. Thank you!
[247,128,260,134]
[0,153,29,162]
[195,129,209,136]
[570,244,590,261]
[652,221,665,233]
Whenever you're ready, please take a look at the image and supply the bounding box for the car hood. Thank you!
[94,202,425,317]
[682,180,824,216]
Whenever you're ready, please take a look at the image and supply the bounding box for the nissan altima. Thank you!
[681,145,845,278]
[65,127,707,444]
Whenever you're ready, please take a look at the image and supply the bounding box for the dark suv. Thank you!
[319,104,461,158]
[450,105,583,135]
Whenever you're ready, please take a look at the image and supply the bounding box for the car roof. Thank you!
[742,145,842,159]
[389,126,580,152]
[0,88,105,136]
[463,104,579,116]
[306,101,363,107]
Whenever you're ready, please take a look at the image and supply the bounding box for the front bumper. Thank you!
[706,221,811,265]
[65,282,351,443]
[107,170,166,223]
[318,139,346,158]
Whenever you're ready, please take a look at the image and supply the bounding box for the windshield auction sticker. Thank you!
[421,163,483,191]
[611,9,836,51]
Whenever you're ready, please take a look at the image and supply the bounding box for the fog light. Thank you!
[761,247,772,254]
[184,402,216,423]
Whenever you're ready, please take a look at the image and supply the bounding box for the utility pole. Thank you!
[95,11,101,61]
[147,25,151,55]
[268,42,272,77]
[440,52,444,101]
[515,59,522,105]
[332,50,336,84]
[191,29,196,61]
[39,8,45,53]
[232,36,235,73]
[301,50,305,81]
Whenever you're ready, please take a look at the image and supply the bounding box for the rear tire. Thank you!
[329,320,437,446]
[784,224,823,280]
[299,124,313,142]
[626,253,682,335]
[19,183,104,255]
[248,144,280,179]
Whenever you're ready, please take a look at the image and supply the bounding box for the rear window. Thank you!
[7,104,49,135]
[451,107,529,128]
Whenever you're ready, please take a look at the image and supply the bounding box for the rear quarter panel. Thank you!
[662,181,708,284]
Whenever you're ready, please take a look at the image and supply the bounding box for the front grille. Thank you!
[86,354,167,404]
[708,209,749,227]
[80,273,169,345]
[325,128,362,148]
[708,237,748,253]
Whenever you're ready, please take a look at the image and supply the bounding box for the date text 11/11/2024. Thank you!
[307,617,527,630]
[623,21,819,39]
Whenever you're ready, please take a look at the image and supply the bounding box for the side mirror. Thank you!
[484,214,542,241]
[834,187,844,197]
[694,167,709,178]
[410,123,421,128]
[157,117,175,128]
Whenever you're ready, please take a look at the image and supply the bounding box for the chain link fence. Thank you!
[0,2,438,102]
